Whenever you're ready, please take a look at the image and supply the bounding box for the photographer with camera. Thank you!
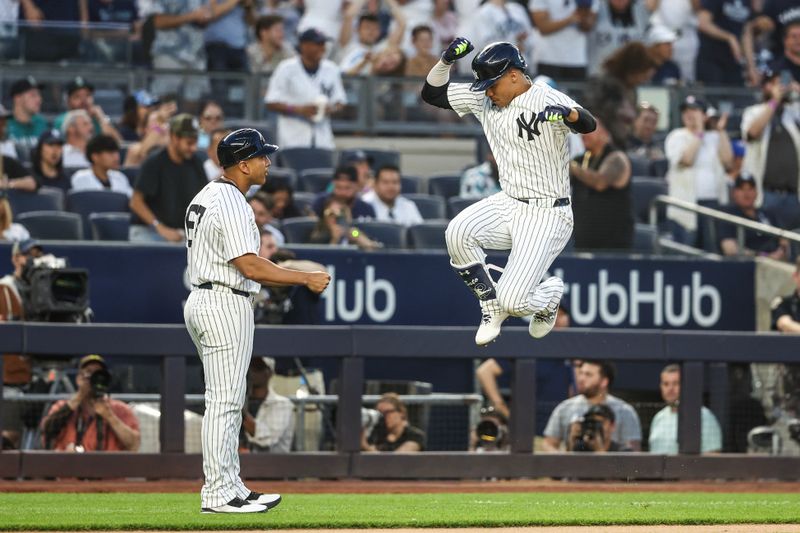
[543,360,641,452]
[0,238,43,301]
[470,406,509,452]
[741,66,800,230]
[567,404,626,452]
[241,357,294,453]
[40,354,140,452]
[361,393,425,452]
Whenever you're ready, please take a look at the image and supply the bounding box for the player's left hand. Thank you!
[537,105,572,123]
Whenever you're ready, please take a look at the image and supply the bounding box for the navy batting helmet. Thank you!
[470,42,527,92]
[217,128,279,168]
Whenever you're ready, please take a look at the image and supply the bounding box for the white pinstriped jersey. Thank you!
[447,80,578,200]
[185,179,261,295]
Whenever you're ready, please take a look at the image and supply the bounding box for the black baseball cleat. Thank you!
[201,497,267,514]
[246,491,282,509]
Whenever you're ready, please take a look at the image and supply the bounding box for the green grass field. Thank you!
[1,492,800,530]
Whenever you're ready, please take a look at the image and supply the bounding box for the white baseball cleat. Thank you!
[201,497,267,514]
[246,491,282,509]
[475,304,509,346]
[528,308,557,339]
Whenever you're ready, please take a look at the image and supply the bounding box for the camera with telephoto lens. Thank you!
[89,367,111,399]
[19,255,89,322]
[572,404,614,452]
[474,406,508,451]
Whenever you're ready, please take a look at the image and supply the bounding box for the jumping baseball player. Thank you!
[184,128,330,513]
[421,39,596,346]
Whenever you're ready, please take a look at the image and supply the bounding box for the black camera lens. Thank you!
[89,368,111,398]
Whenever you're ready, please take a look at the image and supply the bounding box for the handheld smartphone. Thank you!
[718,101,733,115]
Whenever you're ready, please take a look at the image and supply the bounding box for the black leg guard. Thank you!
[452,261,497,301]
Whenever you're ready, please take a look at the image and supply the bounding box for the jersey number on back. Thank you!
[185,204,207,248]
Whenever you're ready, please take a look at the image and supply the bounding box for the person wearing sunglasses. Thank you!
[361,393,425,452]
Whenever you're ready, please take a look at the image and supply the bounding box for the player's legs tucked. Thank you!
[184,289,254,508]
[495,200,573,330]
[445,193,513,345]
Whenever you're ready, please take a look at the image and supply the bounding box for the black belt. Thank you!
[512,196,571,207]
[197,282,250,298]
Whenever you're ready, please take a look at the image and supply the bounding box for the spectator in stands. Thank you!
[310,196,380,249]
[0,193,30,242]
[362,165,423,227]
[696,0,754,85]
[0,238,43,301]
[40,354,140,452]
[53,77,122,142]
[261,180,306,220]
[0,151,37,192]
[204,0,256,78]
[0,104,17,159]
[648,0,699,82]
[566,403,631,452]
[627,102,665,162]
[122,106,172,167]
[430,0,458,50]
[18,0,82,62]
[772,258,800,333]
[71,134,134,198]
[61,110,93,168]
[248,14,294,74]
[648,25,682,85]
[362,393,425,452]
[197,100,224,151]
[312,166,375,219]
[117,91,160,144]
[648,364,723,454]
[31,129,68,192]
[749,1,800,72]
[405,25,439,77]
[265,28,347,150]
[742,68,800,230]
[204,127,230,181]
[587,0,650,76]
[570,119,633,251]
[460,146,499,199]
[140,0,212,111]
[339,0,406,76]
[665,95,734,246]
[543,360,642,451]
[341,150,373,193]
[465,0,532,71]
[249,191,286,245]
[129,114,206,242]
[296,0,344,42]
[529,0,597,81]
[6,76,47,156]
[718,173,789,259]
[241,357,294,453]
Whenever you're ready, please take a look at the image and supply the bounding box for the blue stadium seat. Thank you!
[427,174,462,199]
[340,148,400,171]
[67,190,130,239]
[401,175,422,194]
[632,223,658,253]
[628,155,652,177]
[298,168,333,193]
[281,216,318,244]
[447,196,479,218]
[357,221,407,248]
[267,167,298,190]
[38,187,65,210]
[408,220,449,250]
[631,176,668,224]
[89,212,130,241]
[292,192,317,216]
[405,193,446,220]
[6,189,62,215]
[18,211,83,240]
[650,158,668,178]
[121,166,139,187]
[277,147,334,172]
[63,166,85,182]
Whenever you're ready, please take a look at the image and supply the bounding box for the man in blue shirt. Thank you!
[312,166,376,221]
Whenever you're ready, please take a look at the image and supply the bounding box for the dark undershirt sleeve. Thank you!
[421,81,453,110]
[565,107,596,134]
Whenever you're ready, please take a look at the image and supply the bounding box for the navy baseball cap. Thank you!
[341,149,369,164]
[9,76,42,97]
[298,28,329,44]
[66,76,94,96]
[734,173,757,188]
[38,129,65,145]
[680,95,706,112]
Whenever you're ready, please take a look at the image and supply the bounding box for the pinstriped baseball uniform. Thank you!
[183,177,260,509]
[445,80,576,317]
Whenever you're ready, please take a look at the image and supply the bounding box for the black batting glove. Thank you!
[537,104,572,123]
[442,37,474,65]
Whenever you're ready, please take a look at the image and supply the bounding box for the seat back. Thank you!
[277,147,334,172]
[447,196,479,218]
[404,193,446,220]
[266,167,298,190]
[292,192,317,216]
[281,216,318,244]
[298,168,334,193]
[67,190,130,239]
[427,174,462,199]
[632,223,658,253]
[401,175,422,194]
[17,211,83,240]
[408,220,449,250]
[356,221,407,248]
[340,148,401,171]
[89,212,131,241]
[631,176,668,223]
[6,189,61,215]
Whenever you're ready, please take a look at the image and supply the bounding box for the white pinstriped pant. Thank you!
[184,288,254,509]
[445,192,573,317]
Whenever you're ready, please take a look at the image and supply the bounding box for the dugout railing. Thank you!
[1,322,798,480]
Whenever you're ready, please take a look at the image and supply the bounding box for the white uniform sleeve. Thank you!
[265,61,290,104]
[447,82,484,118]
[220,193,259,262]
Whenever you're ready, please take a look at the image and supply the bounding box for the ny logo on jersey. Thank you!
[516,112,542,141]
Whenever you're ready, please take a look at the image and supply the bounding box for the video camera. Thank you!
[19,254,89,322]
[474,406,508,451]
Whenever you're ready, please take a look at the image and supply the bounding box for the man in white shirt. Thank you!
[362,165,423,227]
[338,0,406,75]
[242,357,295,453]
[648,364,722,455]
[70,134,133,197]
[61,110,93,169]
[529,0,598,81]
[265,28,347,150]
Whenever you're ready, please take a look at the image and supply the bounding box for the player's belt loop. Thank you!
[196,282,251,298]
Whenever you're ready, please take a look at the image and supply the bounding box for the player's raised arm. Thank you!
[420,37,474,110]
[538,104,597,134]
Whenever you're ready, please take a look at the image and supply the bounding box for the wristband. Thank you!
[151,219,160,228]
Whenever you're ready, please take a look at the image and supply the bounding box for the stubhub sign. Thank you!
[2,243,754,330]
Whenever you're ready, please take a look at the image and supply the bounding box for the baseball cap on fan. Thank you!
[679,95,707,112]
[648,25,677,45]
[78,354,108,371]
[66,76,94,97]
[298,28,329,45]
[9,76,42,98]
[170,114,199,138]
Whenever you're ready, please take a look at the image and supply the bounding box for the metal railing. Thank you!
[650,195,800,256]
